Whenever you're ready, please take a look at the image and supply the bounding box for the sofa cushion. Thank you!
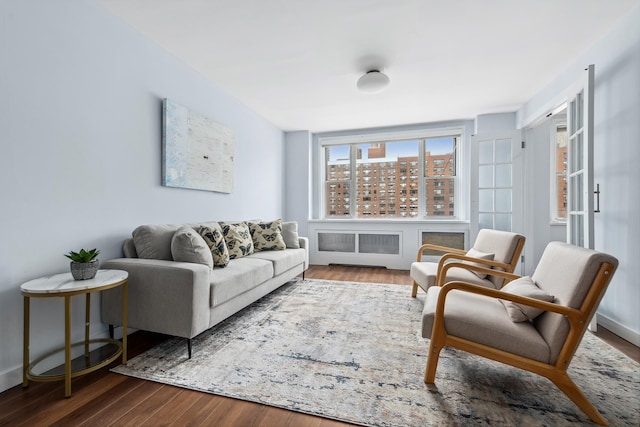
[248,248,306,276]
[422,286,551,363]
[249,219,286,252]
[499,276,555,322]
[132,224,181,260]
[282,221,301,249]
[220,222,254,259]
[210,257,274,307]
[171,226,214,269]
[199,226,230,267]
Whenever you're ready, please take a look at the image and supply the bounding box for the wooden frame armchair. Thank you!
[411,229,525,297]
[421,241,618,425]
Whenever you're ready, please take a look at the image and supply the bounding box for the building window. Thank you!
[322,132,460,219]
[552,123,568,222]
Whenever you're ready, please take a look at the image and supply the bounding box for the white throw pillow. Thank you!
[464,247,495,279]
[281,221,300,249]
[132,224,181,260]
[171,226,214,269]
[499,276,555,322]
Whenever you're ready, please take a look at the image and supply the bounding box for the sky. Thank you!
[327,137,455,162]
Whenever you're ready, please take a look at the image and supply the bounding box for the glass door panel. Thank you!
[476,137,516,232]
[567,65,594,250]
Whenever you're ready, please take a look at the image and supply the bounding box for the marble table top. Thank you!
[21,269,128,295]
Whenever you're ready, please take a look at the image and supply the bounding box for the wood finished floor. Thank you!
[1,265,638,427]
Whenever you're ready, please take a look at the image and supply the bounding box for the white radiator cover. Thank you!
[359,233,400,254]
[317,232,400,255]
[309,222,469,270]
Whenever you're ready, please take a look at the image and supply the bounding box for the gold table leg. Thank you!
[64,295,71,397]
[122,281,128,363]
[23,296,30,388]
[85,293,91,359]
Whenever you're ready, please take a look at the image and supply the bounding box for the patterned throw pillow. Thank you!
[198,226,230,267]
[220,222,254,259]
[249,219,286,252]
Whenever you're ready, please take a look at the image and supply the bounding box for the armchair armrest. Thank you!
[435,281,586,329]
[101,258,211,339]
[416,243,466,262]
[435,257,516,287]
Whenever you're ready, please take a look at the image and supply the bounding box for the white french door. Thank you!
[566,65,595,250]
[470,131,524,264]
[567,65,597,329]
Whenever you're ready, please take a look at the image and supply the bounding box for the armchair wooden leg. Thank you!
[411,281,419,298]
[550,373,608,426]
[424,340,442,384]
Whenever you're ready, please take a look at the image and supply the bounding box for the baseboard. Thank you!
[598,313,640,347]
[0,365,22,394]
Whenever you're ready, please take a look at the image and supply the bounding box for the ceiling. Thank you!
[97,0,639,133]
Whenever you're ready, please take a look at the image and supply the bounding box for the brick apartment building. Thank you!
[326,144,455,218]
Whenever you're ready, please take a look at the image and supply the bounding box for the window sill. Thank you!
[309,218,469,225]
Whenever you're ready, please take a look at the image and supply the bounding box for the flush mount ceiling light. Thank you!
[356,70,390,93]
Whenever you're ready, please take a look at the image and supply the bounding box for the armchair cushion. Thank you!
[499,276,555,322]
[411,262,494,289]
[464,248,495,279]
[422,286,551,363]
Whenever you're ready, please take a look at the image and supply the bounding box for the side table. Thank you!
[21,269,128,397]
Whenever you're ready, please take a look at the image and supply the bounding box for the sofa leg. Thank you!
[108,324,114,339]
[187,338,192,359]
[302,272,305,280]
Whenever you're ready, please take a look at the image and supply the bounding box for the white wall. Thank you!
[517,6,640,344]
[522,119,567,274]
[284,131,312,238]
[0,0,285,391]
[475,113,517,133]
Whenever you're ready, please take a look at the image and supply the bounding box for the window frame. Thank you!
[319,128,464,220]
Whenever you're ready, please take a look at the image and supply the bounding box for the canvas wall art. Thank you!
[162,98,234,193]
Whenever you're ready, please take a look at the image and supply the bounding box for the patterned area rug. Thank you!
[112,279,640,426]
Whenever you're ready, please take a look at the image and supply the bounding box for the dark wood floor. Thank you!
[1,265,637,426]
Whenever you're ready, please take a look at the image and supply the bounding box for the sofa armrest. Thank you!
[101,258,211,339]
[298,237,309,270]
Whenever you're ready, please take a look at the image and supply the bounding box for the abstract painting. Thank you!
[162,98,234,193]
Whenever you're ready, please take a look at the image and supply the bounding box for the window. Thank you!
[322,132,460,219]
[552,124,568,222]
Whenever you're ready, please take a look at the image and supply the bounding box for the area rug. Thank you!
[112,279,640,426]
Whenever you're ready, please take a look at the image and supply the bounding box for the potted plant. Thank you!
[65,248,100,280]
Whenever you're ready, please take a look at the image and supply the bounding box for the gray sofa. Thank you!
[101,220,308,357]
